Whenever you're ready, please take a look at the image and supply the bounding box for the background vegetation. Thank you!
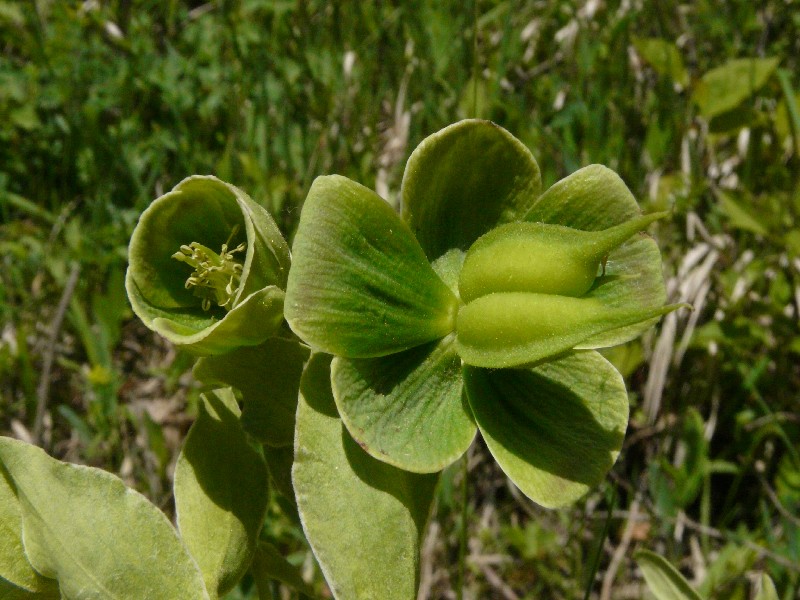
[1,0,798,598]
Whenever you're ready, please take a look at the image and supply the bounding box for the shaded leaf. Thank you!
[193,337,309,446]
[251,542,317,599]
[692,57,780,119]
[285,175,457,358]
[293,355,437,600]
[0,437,209,600]
[464,352,628,507]
[174,389,269,597]
[402,119,542,261]
[332,334,475,473]
[634,550,703,600]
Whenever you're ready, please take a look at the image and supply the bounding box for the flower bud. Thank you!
[456,291,682,368]
[458,212,668,303]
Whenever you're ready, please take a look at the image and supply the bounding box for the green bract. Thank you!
[126,175,291,355]
[285,119,683,507]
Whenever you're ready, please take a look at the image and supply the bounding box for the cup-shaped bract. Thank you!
[126,176,291,355]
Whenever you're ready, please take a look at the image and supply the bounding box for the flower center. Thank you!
[172,226,246,311]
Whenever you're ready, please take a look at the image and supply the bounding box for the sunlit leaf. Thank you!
[0,468,59,598]
[285,175,457,358]
[402,119,542,261]
[464,352,628,508]
[634,549,703,600]
[754,573,779,600]
[692,57,780,119]
[0,437,209,599]
[633,38,688,86]
[332,334,475,473]
[293,355,437,600]
[174,389,269,597]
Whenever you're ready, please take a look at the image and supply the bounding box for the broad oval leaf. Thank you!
[0,436,209,600]
[285,175,457,358]
[401,119,542,261]
[634,549,703,600]
[174,388,269,597]
[193,337,310,446]
[293,354,437,600]
[692,57,780,119]
[464,352,628,508]
[332,334,475,473]
[0,468,59,598]
[524,164,641,230]
[126,175,290,355]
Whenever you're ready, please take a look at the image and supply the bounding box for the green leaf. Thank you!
[401,119,542,261]
[524,164,641,230]
[754,573,779,600]
[0,468,59,598]
[293,355,437,600]
[174,389,269,597]
[716,190,770,236]
[126,175,290,355]
[251,542,317,599]
[692,57,780,119]
[332,334,475,473]
[262,445,295,502]
[285,175,457,358]
[193,338,310,446]
[633,38,688,86]
[634,550,703,600]
[464,352,628,508]
[456,292,681,369]
[0,437,209,600]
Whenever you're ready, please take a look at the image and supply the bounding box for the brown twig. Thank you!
[32,262,81,445]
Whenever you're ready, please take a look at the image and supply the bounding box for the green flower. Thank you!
[285,119,683,508]
[126,175,290,356]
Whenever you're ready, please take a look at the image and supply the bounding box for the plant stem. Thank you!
[457,451,469,600]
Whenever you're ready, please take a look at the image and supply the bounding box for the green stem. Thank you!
[583,483,617,600]
[457,452,469,600]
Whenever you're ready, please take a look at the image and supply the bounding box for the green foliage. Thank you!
[0,436,209,599]
[2,0,800,597]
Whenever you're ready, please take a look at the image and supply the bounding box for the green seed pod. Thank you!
[458,212,668,303]
[126,175,291,355]
[456,291,682,368]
